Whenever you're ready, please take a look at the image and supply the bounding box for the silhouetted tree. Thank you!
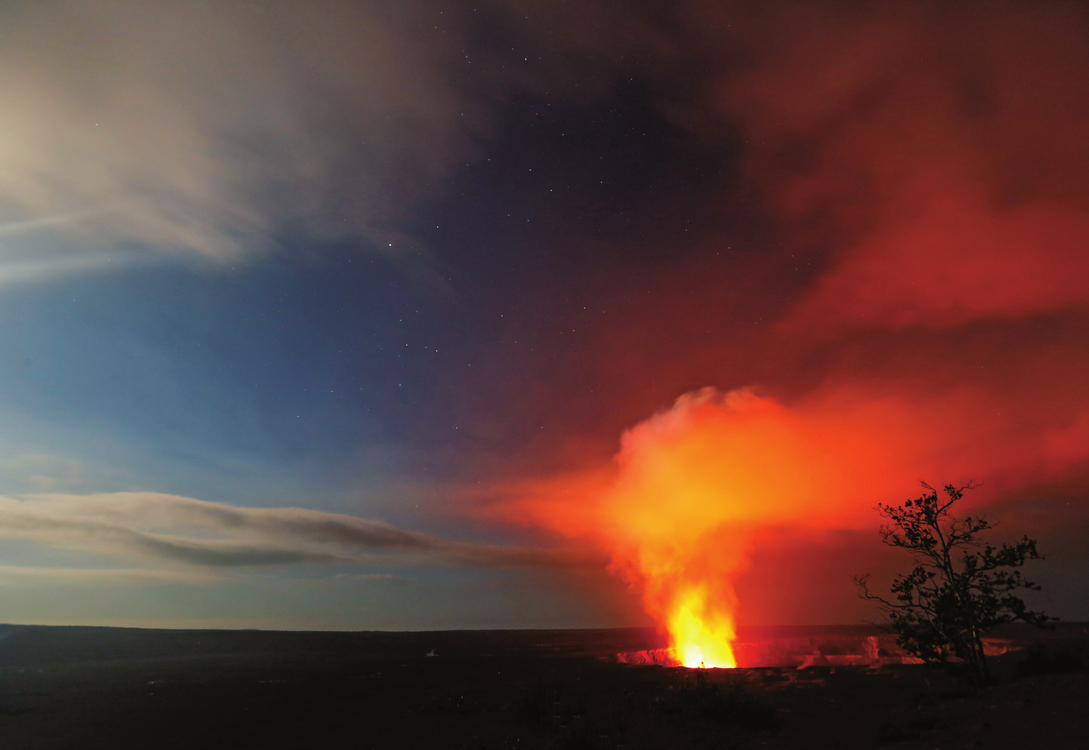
[854,482,1052,685]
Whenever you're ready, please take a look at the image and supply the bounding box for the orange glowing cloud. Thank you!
[490,384,1089,665]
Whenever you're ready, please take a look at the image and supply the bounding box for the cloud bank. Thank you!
[0,492,590,572]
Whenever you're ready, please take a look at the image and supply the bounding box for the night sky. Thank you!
[1,0,1087,630]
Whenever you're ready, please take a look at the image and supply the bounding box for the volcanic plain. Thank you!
[0,623,1085,749]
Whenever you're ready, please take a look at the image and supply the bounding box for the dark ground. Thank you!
[0,623,1085,749]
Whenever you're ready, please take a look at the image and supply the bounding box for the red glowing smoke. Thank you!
[467,0,1089,635]
[489,380,1089,655]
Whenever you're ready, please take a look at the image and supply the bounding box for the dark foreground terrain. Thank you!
[0,623,1085,749]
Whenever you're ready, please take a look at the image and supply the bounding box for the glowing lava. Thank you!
[668,586,737,668]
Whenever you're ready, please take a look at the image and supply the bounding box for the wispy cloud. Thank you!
[0,492,594,572]
[333,572,407,584]
[0,208,113,238]
[0,1,483,265]
[0,565,216,585]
